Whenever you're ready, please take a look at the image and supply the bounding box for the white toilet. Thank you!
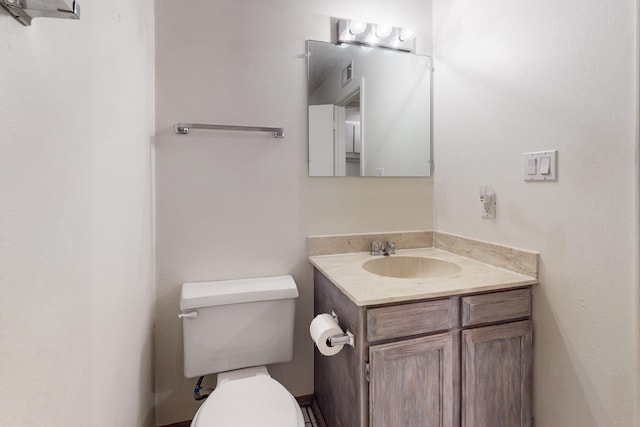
[179,275,304,427]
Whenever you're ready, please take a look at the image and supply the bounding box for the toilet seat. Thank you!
[191,368,304,427]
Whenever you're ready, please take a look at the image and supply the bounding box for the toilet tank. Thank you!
[180,275,299,378]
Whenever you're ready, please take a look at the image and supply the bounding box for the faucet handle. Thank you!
[384,241,396,255]
[371,241,384,255]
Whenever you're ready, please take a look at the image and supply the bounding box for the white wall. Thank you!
[0,2,156,426]
[433,0,638,425]
[154,0,432,424]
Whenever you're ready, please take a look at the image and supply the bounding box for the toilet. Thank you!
[179,275,304,427]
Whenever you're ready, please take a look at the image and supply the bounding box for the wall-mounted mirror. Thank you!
[307,40,432,177]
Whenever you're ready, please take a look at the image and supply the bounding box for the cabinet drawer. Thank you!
[367,298,458,342]
[461,288,531,327]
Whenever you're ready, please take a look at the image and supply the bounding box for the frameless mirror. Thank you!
[307,40,432,177]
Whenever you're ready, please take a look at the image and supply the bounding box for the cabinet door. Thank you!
[462,320,532,427]
[369,332,459,427]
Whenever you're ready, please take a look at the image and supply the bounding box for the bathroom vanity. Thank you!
[309,233,538,427]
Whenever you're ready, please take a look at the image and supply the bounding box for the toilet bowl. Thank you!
[190,366,304,427]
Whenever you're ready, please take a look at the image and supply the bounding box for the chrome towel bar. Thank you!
[175,122,285,138]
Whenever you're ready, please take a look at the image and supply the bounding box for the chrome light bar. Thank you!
[337,18,416,53]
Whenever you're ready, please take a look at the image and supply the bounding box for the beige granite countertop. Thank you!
[309,247,537,306]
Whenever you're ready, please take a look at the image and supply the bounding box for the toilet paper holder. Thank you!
[328,310,355,348]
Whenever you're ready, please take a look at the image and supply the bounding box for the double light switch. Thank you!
[523,150,557,181]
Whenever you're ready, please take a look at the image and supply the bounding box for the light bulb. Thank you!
[349,20,367,35]
[375,24,393,38]
[399,28,416,41]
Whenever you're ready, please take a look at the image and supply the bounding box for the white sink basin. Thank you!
[362,256,462,279]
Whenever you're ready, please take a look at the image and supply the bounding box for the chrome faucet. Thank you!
[384,241,396,256]
[371,241,384,255]
[371,241,396,256]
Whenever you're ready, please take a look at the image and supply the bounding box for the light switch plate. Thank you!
[523,150,557,181]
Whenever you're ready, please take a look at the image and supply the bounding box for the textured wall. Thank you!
[0,2,156,426]
[432,0,638,425]
[154,0,433,424]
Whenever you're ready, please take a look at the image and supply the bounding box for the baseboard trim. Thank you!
[309,397,328,427]
[295,394,315,407]
[296,394,327,427]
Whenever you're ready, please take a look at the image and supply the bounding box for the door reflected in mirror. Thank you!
[307,40,432,177]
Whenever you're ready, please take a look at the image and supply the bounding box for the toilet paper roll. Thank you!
[310,313,344,356]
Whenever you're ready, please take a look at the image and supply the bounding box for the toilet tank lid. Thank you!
[180,275,299,310]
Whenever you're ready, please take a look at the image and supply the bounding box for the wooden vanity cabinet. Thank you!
[369,331,459,427]
[462,321,532,427]
[460,290,533,427]
[313,268,533,427]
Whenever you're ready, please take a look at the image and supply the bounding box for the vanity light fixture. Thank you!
[375,24,393,38]
[337,18,416,53]
[365,32,379,46]
[399,28,417,42]
[348,20,367,35]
